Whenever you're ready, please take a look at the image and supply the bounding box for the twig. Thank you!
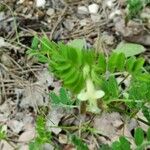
[0,2,20,43]
[137,117,150,126]
[50,5,68,40]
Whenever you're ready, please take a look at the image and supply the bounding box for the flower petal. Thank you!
[94,90,105,99]
[77,92,88,101]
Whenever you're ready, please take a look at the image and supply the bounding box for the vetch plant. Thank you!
[29,116,52,150]
[126,0,150,20]
[27,36,150,114]
[77,65,105,113]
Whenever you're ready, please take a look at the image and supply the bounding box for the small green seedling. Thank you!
[29,116,52,150]
[0,125,7,140]
[126,0,150,20]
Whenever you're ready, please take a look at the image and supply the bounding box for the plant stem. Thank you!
[137,117,150,126]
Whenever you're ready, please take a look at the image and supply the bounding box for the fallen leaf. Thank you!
[0,140,14,150]
[46,107,66,135]
[113,42,145,57]
[7,120,24,134]
[93,112,123,140]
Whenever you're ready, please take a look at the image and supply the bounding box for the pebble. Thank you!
[80,19,88,26]
[77,6,89,14]
[91,14,101,22]
[0,12,4,21]
[17,0,25,4]
[102,32,114,45]
[109,9,122,20]
[36,0,46,8]
[63,19,74,31]
[46,8,55,16]
[106,0,116,9]
[88,3,99,14]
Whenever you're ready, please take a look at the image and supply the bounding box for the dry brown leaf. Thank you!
[0,140,14,150]
[7,120,24,134]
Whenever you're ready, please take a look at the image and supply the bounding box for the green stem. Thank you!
[106,99,144,104]
[136,141,150,150]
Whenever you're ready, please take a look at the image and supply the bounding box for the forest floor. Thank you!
[0,0,150,150]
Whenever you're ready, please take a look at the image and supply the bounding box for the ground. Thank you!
[0,0,150,150]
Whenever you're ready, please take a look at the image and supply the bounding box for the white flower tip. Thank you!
[95,90,105,99]
[77,92,88,101]
[36,0,46,8]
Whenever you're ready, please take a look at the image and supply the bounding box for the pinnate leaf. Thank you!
[134,128,144,146]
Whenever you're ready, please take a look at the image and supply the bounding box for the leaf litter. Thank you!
[0,0,150,149]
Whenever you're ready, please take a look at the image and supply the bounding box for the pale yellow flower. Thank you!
[77,78,105,113]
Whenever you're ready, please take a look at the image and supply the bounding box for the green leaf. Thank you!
[108,76,119,98]
[59,88,72,105]
[37,55,49,63]
[56,63,72,72]
[147,128,150,141]
[40,36,54,52]
[68,39,86,50]
[132,58,144,73]
[50,88,73,106]
[128,78,150,102]
[126,56,136,73]
[134,128,144,146]
[111,141,121,150]
[83,50,95,66]
[127,0,143,19]
[97,53,106,73]
[91,69,103,85]
[107,53,118,73]
[119,136,131,150]
[117,53,126,71]
[142,106,150,123]
[135,73,150,83]
[71,73,84,93]
[31,35,39,50]
[99,144,112,150]
[29,140,41,150]
[61,68,76,81]
[71,135,88,150]
[0,126,7,140]
[50,92,61,105]
[64,71,80,86]
[113,42,145,57]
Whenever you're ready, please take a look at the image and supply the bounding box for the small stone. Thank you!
[0,12,4,21]
[18,129,35,142]
[63,19,74,31]
[42,143,54,150]
[95,0,102,3]
[91,14,101,22]
[105,0,116,9]
[7,120,24,134]
[88,3,99,14]
[17,0,25,4]
[77,6,89,14]
[59,134,68,144]
[1,54,13,67]
[109,10,122,20]
[46,8,54,16]
[36,0,46,8]
[79,19,87,26]
[113,120,123,128]
[102,33,114,45]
